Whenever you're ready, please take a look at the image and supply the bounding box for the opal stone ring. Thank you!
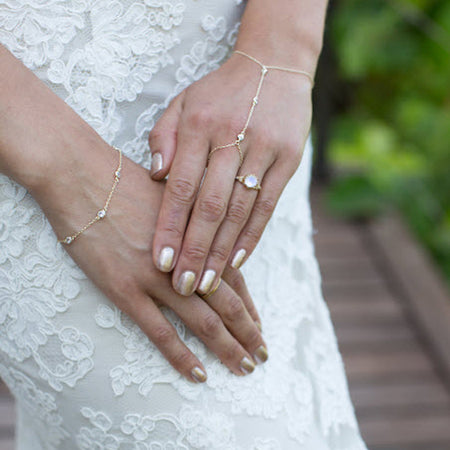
[235,174,262,191]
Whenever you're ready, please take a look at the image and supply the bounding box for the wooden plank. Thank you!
[0,439,15,450]
[343,348,435,381]
[335,321,415,348]
[328,297,404,323]
[360,411,450,446]
[0,403,15,428]
[350,378,450,411]
[368,214,450,381]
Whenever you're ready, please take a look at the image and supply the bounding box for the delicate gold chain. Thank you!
[208,50,314,166]
[58,146,123,245]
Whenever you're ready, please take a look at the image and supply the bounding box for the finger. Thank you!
[198,146,274,294]
[152,111,210,274]
[172,143,241,296]
[148,91,185,180]
[127,293,208,383]
[152,281,258,375]
[222,265,262,330]
[230,160,294,269]
[202,277,268,365]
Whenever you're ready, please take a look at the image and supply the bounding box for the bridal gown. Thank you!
[0,1,367,449]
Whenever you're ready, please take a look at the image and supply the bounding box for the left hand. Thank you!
[148,51,313,296]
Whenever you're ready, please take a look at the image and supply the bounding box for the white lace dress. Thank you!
[0,1,367,449]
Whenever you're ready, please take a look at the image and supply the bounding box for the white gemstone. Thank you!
[237,133,244,141]
[253,97,258,104]
[262,67,268,75]
[97,209,106,219]
[244,175,258,188]
[64,237,73,244]
[115,169,121,178]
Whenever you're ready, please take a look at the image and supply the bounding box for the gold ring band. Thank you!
[201,279,222,300]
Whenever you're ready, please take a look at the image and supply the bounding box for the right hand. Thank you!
[30,138,267,383]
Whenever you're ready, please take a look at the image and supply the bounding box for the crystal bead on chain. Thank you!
[208,51,313,166]
[58,146,123,245]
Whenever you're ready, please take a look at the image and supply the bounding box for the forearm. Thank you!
[0,44,108,194]
[236,0,329,73]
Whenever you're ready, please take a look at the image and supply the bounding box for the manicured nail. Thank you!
[191,366,207,383]
[240,356,255,375]
[151,152,163,175]
[178,271,196,296]
[254,345,268,364]
[255,321,262,332]
[158,247,174,272]
[231,249,246,269]
[198,270,216,295]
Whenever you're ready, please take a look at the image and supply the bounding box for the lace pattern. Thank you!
[0,1,366,448]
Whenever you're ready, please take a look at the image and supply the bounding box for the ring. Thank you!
[200,279,222,300]
[235,174,261,190]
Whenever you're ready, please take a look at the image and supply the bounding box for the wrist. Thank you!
[236,0,328,75]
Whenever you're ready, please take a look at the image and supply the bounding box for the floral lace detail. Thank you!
[0,1,366,448]
[77,405,237,449]
[0,363,69,449]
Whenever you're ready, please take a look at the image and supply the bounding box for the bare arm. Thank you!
[0,44,267,381]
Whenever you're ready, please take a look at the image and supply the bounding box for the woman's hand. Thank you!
[29,139,267,383]
[149,51,313,296]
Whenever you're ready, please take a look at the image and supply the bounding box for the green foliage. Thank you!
[325,0,450,282]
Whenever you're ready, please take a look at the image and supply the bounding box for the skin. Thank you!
[0,44,265,383]
[149,0,329,297]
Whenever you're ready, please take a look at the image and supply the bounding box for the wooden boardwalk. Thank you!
[0,184,449,449]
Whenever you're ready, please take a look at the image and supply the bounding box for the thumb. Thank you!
[148,90,185,180]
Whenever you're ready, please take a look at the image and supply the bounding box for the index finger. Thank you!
[152,111,210,274]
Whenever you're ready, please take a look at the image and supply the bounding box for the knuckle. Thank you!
[168,178,197,206]
[199,311,222,339]
[245,329,263,349]
[183,242,208,264]
[188,107,213,128]
[226,269,244,288]
[254,197,276,218]
[223,342,242,364]
[171,350,193,370]
[197,194,226,223]
[152,325,176,347]
[226,198,249,225]
[243,225,262,248]
[223,295,245,323]
[209,245,229,263]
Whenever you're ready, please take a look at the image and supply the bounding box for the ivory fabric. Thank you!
[0,1,367,448]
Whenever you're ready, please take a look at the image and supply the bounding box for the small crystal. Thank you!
[115,169,121,179]
[244,175,258,188]
[64,237,73,244]
[262,67,268,75]
[237,133,244,142]
[253,97,258,105]
[97,209,106,219]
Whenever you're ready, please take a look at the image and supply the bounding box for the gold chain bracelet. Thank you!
[208,50,314,166]
[58,146,123,245]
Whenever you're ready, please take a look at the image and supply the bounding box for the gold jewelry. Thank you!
[58,146,123,245]
[208,50,314,166]
[201,279,222,300]
[235,174,261,190]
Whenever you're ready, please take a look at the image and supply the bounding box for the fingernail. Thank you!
[151,152,163,175]
[254,345,268,364]
[240,356,255,375]
[231,249,246,269]
[191,366,207,383]
[158,247,174,272]
[178,271,196,296]
[198,270,216,295]
[255,321,262,332]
